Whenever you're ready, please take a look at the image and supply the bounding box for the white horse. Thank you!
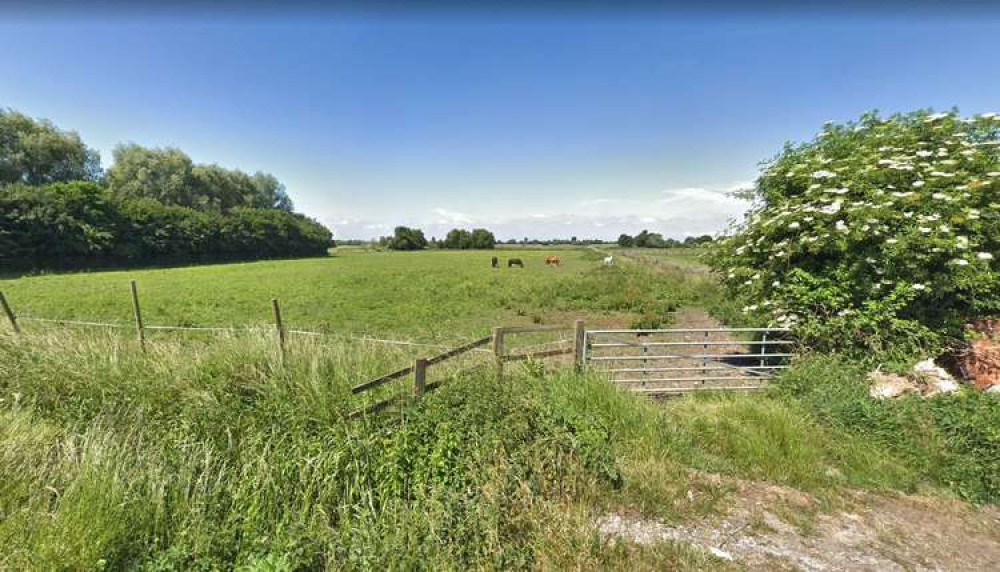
[603,255,614,266]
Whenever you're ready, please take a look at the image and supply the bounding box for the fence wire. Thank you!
[14,314,493,353]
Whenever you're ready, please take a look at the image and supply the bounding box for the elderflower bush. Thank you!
[711,110,1000,355]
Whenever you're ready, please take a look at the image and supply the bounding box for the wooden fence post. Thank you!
[413,357,427,395]
[573,319,585,371]
[129,280,145,351]
[271,298,286,365]
[0,292,20,335]
[492,326,505,378]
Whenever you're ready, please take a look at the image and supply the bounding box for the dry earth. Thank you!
[600,475,1000,571]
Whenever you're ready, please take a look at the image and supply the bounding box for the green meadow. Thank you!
[0,248,719,341]
[2,249,998,570]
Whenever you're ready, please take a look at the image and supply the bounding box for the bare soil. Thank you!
[600,475,1000,571]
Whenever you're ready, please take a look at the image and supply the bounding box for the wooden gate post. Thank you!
[573,319,585,371]
[271,298,286,365]
[0,292,20,334]
[129,280,145,351]
[413,357,427,395]
[492,326,505,378]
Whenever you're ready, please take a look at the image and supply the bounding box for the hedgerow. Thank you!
[711,110,1000,356]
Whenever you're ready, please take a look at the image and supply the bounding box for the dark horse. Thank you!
[491,256,499,268]
[508,258,524,268]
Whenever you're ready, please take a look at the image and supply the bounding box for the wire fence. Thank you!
[13,314,498,354]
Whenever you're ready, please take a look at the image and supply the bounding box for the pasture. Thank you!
[0,247,719,342]
[2,248,999,570]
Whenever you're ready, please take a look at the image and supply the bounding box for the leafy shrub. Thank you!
[0,182,332,267]
[711,110,1000,355]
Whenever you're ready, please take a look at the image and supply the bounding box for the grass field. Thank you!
[0,248,721,342]
[0,327,928,571]
[2,249,996,570]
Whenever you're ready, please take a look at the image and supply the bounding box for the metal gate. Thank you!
[584,327,792,396]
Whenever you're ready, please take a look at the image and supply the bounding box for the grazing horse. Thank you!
[544,256,561,267]
[491,256,499,268]
[603,255,614,266]
[508,258,524,268]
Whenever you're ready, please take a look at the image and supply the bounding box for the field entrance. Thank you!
[583,326,792,396]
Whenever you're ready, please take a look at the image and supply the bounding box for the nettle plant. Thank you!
[711,110,1000,356]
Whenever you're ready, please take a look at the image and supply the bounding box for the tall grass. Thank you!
[0,330,742,570]
[1,328,988,569]
[776,354,1000,504]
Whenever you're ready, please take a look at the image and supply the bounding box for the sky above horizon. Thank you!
[3,3,1000,240]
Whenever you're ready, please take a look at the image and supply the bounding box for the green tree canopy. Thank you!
[387,226,428,250]
[442,228,496,249]
[107,144,292,213]
[0,109,101,185]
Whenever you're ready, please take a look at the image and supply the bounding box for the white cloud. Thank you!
[324,181,755,240]
[430,207,476,225]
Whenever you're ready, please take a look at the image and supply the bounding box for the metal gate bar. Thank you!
[584,326,792,395]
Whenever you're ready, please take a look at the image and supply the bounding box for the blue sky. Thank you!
[3,5,1000,239]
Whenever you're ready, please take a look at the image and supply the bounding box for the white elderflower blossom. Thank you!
[977,252,994,260]
[912,283,928,291]
[951,258,970,266]
[811,170,836,179]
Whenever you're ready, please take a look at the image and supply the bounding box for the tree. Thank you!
[249,171,293,211]
[387,226,427,250]
[684,234,714,246]
[107,144,198,207]
[469,228,496,249]
[107,144,294,213]
[443,228,471,249]
[633,229,667,248]
[617,233,634,247]
[441,227,496,249]
[0,109,101,185]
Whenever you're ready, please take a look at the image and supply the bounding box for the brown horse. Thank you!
[508,258,524,268]
[544,256,561,267]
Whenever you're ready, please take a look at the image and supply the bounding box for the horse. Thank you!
[603,255,614,266]
[508,258,524,268]
[544,256,561,267]
[491,256,499,268]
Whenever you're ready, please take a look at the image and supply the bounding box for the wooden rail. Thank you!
[351,321,588,417]
[351,335,492,394]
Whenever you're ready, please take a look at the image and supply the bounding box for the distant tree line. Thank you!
[501,237,608,246]
[617,230,713,248]
[440,228,496,249]
[377,226,497,250]
[0,108,332,267]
